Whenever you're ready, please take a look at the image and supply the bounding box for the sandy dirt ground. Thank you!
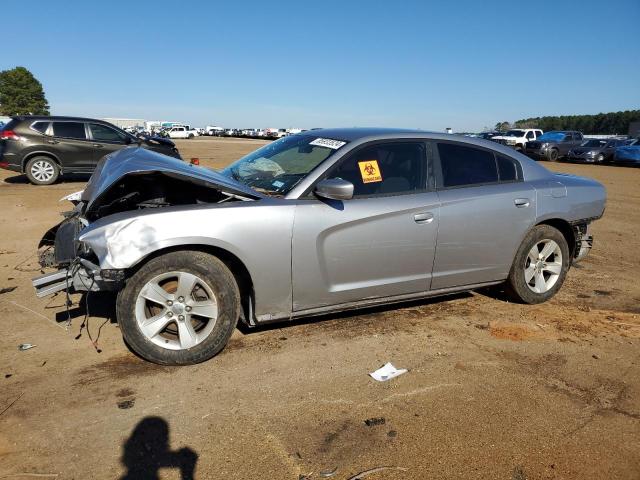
[0,137,639,480]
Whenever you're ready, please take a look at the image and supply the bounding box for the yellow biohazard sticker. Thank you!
[358,160,382,183]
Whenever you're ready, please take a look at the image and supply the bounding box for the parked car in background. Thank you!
[33,128,605,364]
[0,116,181,184]
[491,129,543,151]
[478,131,501,140]
[206,126,224,136]
[567,138,626,164]
[525,131,584,162]
[613,139,640,165]
[167,126,195,139]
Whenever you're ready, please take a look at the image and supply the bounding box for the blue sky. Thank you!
[2,0,639,131]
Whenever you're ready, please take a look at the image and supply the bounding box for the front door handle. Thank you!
[47,140,58,144]
[414,212,434,224]
[93,144,103,148]
[514,198,530,208]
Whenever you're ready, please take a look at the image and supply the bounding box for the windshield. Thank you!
[504,130,525,137]
[538,132,566,142]
[220,135,346,195]
[581,140,606,148]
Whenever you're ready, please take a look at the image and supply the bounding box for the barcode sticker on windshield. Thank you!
[309,138,346,149]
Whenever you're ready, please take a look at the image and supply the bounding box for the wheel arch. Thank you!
[125,244,256,326]
[535,218,575,257]
[22,151,62,172]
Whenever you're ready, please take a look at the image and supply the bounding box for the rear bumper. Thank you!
[0,152,21,172]
[573,223,593,263]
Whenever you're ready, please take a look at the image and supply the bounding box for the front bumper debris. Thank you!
[32,269,71,298]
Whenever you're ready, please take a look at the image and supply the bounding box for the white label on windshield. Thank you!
[309,138,346,149]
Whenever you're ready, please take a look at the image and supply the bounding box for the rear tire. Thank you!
[547,149,559,162]
[117,251,240,365]
[505,225,570,304]
[25,156,60,185]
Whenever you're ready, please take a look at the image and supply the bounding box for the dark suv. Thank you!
[524,131,584,162]
[0,116,182,184]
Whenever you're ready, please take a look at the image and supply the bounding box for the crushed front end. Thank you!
[32,202,125,298]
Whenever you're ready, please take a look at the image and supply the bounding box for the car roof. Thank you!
[13,115,113,123]
[298,127,436,142]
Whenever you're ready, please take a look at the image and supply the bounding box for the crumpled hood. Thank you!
[81,147,263,212]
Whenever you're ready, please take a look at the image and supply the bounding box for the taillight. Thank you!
[0,130,19,140]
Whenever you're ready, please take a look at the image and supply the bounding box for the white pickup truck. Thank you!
[167,126,198,139]
[491,128,543,151]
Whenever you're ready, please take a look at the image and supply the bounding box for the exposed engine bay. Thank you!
[84,172,240,221]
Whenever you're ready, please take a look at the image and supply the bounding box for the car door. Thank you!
[560,133,574,156]
[291,140,439,312]
[431,141,536,290]
[88,123,130,164]
[50,121,95,172]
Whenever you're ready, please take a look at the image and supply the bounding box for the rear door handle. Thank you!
[47,140,59,144]
[414,212,434,224]
[93,144,103,148]
[514,198,530,208]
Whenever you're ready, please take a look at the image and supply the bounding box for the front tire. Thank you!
[547,149,559,162]
[117,251,240,365]
[25,156,60,185]
[505,225,570,304]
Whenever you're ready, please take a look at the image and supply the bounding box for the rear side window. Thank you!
[52,122,86,139]
[89,123,126,142]
[437,143,498,188]
[31,121,49,134]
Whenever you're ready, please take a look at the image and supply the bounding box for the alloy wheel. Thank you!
[135,271,219,350]
[524,239,563,294]
[31,160,55,182]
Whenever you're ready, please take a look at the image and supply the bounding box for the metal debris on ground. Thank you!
[18,343,37,351]
[319,466,338,477]
[347,466,408,479]
[0,392,24,418]
[369,363,407,382]
[364,417,386,427]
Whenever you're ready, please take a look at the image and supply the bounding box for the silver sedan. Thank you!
[33,128,606,364]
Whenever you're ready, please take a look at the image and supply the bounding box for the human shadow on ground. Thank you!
[120,416,198,480]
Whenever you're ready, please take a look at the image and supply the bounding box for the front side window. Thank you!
[526,131,535,139]
[89,123,127,142]
[327,142,427,197]
[52,122,86,139]
[221,135,346,196]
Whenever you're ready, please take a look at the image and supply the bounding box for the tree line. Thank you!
[495,110,640,135]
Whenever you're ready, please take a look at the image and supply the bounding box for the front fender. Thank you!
[79,216,246,270]
[78,203,295,319]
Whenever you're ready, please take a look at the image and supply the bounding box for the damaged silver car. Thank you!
[33,129,606,364]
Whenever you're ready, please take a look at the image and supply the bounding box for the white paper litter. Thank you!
[369,362,407,382]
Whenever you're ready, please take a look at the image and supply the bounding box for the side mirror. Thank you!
[124,136,133,145]
[314,178,354,201]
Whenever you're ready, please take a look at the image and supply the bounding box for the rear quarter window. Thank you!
[31,121,50,134]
